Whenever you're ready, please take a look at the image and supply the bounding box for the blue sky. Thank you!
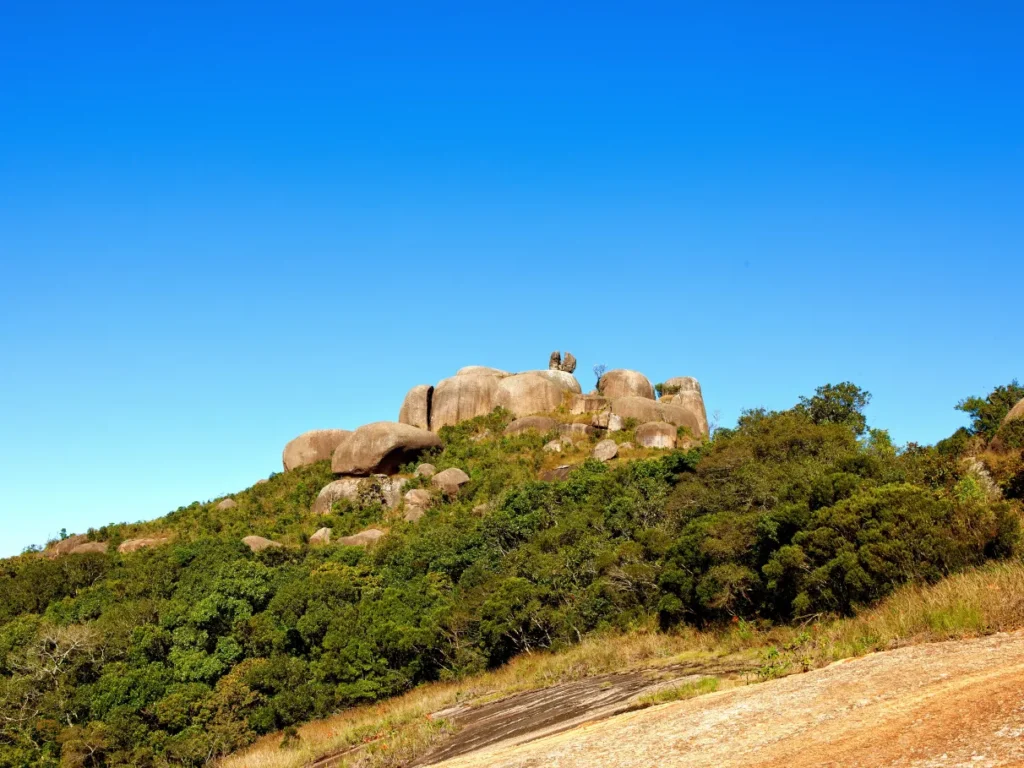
[1,2,1022,556]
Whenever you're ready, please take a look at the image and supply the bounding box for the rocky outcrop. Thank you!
[309,527,332,545]
[457,366,510,377]
[592,439,619,462]
[598,369,656,400]
[332,422,441,475]
[1005,397,1024,425]
[659,377,709,437]
[635,421,677,449]
[339,528,386,546]
[403,489,432,522]
[431,374,504,431]
[69,541,108,555]
[43,534,88,559]
[432,467,470,495]
[527,369,583,393]
[398,385,433,430]
[610,397,705,437]
[495,373,575,417]
[282,429,351,471]
[505,416,558,435]
[570,394,610,415]
[243,535,282,552]
[215,498,238,510]
[118,537,170,554]
[549,351,577,373]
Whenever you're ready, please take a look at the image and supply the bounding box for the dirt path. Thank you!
[425,631,1024,768]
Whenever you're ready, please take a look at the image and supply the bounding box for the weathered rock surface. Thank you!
[570,394,610,415]
[495,373,571,417]
[560,352,577,374]
[215,498,238,510]
[403,489,432,522]
[332,422,441,475]
[457,366,510,377]
[431,374,504,431]
[118,537,170,554]
[526,369,583,394]
[282,429,351,472]
[608,414,625,432]
[43,534,89,559]
[339,528,386,546]
[399,385,433,430]
[69,541,108,555]
[598,369,656,400]
[558,423,599,441]
[415,463,437,478]
[659,377,709,437]
[592,439,619,461]
[540,465,574,481]
[610,397,704,436]
[505,416,559,435]
[1005,397,1024,424]
[309,527,331,545]
[432,467,471,495]
[243,535,281,552]
[635,421,677,449]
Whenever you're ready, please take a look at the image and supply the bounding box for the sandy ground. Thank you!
[426,631,1024,768]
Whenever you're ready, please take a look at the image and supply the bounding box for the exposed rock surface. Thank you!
[415,463,437,478]
[332,422,441,475]
[431,374,504,431]
[527,369,583,393]
[457,366,510,377]
[611,397,704,437]
[598,369,656,400]
[659,377,709,437]
[504,416,558,435]
[339,528,386,546]
[282,429,351,472]
[69,541,108,555]
[495,373,572,417]
[1005,397,1024,424]
[118,537,170,554]
[403,489,432,522]
[540,465,574,481]
[592,439,618,461]
[399,385,433,430]
[634,421,677,449]
[242,535,281,552]
[43,534,89,559]
[548,351,577,374]
[309,527,331,545]
[216,498,238,510]
[570,394,610,415]
[432,467,470,495]
[559,423,599,441]
[312,478,362,514]
[543,440,563,453]
[607,414,625,432]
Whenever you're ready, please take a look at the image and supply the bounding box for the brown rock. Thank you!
[1005,397,1024,424]
[399,385,434,430]
[242,535,282,552]
[312,478,363,514]
[339,528,386,546]
[457,366,510,377]
[432,467,471,495]
[431,374,504,430]
[610,397,705,437]
[415,463,437,478]
[549,350,562,369]
[309,527,332,545]
[505,416,559,436]
[283,429,351,472]
[679,436,703,451]
[592,439,619,461]
[599,369,656,400]
[527,369,583,393]
[43,534,89,559]
[659,377,708,437]
[560,352,577,374]
[559,423,600,441]
[635,421,677,449]
[403,488,432,522]
[540,464,574,481]
[215,498,238,510]
[69,541,108,555]
[332,422,442,475]
[254,478,269,485]
[570,394,610,415]
[118,537,170,554]
[495,373,571,417]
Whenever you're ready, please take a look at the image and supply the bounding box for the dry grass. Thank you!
[218,559,1024,768]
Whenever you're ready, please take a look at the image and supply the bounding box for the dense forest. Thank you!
[2,382,1022,767]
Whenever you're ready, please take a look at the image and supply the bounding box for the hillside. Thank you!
[2,367,1023,768]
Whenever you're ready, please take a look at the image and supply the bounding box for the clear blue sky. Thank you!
[1,2,1021,557]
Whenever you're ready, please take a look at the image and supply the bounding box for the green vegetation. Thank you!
[1,383,1022,767]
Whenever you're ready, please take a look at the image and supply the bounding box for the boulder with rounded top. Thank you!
[504,416,558,435]
[69,541,108,555]
[312,478,362,514]
[599,369,656,400]
[495,373,571,417]
[659,377,708,436]
[309,527,331,545]
[540,464,574,481]
[432,467,471,495]
[332,422,442,475]
[525,369,583,393]
[431,374,504,430]
[611,396,706,437]
[243,535,281,552]
[457,365,510,377]
[403,488,432,522]
[215,498,237,510]
[592,439,619,461]
[118,537,170,554]
[339,528,386,546]
[1005,397,1024,425]
[43,534,89,559]
[398,385,433,430]
[415,463,436,478]
[282,429,351,471]
[635,421,677,449]
[559,423,600,441]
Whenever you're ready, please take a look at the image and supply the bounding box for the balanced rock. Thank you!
[505,416,558,436]
[398,385,433,430]
[312,478,363,514]
[339,528,386,546]
[432,467,470,495]
[415,463,437,478]
[431,374,504,431]
[69,541,108,555]
[309,527,332,545]
[282,429,351,472]
[215,498,238,510]
[592,439,619,462]
[403,488,432,522]
[332,422,441,475]
[118,537,170,554]
[560,352,577,374]
[243,535,281,553]
[635,421,677,449]
[598,369,656,400]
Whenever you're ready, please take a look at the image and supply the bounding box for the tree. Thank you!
[956,380,1024,439]
[797,382,871,435]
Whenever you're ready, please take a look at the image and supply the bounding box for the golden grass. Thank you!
[218,559,1024,768]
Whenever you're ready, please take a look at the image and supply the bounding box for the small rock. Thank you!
[592,439,618,461]
[255,478,269,485]
[216,498,238,510]
[339,528,386,547]
[242,535,282,553]
[472,502,492,514]
[403,488,432,522]
[415,463,437,478]
[543,440,563,453]
[608,414,625,432]
[540,464,574,482]
[432,467,471,495]
[309,527,332,545]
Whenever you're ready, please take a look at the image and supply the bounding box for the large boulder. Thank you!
[118,537,170,554]
[525,369,583,393]
[504,416,558,436]
[558,423,599,441]
[332,422,441,475]
[592,439,619,462]
[495,373,572,417]
[635,421,677,449]
[457,366,510,377]
[569,394,610,415]
[610,397,705,437]
[339,528,386,546]
[431,374,504,430]
[659,377,709,437]
[398,385,433,430]
[215,498,238,510]
[312,478,363,514]
[432,467,471,495]
[243,535,282,552]
[598,369,655,400]
[312,475,406,514]
[69,541,108,555]
[282,429,351,472]
[1005,397,1024,425]
[43,534,89,559]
